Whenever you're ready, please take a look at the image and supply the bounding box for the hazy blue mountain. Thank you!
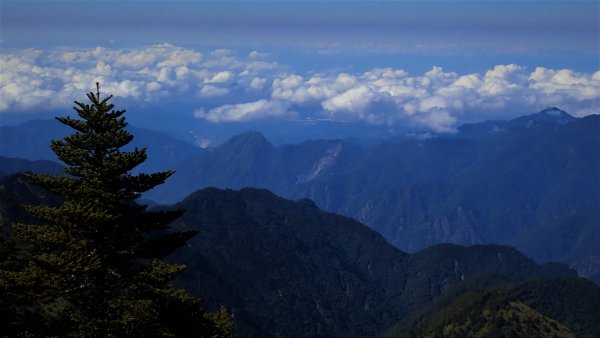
[0,119,204,173]
[515,208,600,283]
[145,109,600,280]
[456,107,577,140]
[0,120,66,161]
[149,131,366,203]
[508,107,577,127]
[0,156,62,178]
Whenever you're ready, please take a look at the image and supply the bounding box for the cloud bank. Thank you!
[194,99,292,123]
[1,44,598,132]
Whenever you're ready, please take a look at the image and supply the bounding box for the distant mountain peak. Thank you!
[538,107,572,118]
[223,131,270,146]
[524,107,576,126]
[219,131,273,156]
[456,108,577,139]
[232,130,269,143]
[504,107,576,128]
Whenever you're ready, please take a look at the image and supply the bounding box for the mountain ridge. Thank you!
[0,119,204,173]
[0,156,63,178]
[166,186,578,337]
[3,109,599,282]
[141,109,600,281]
[1,174,595,337]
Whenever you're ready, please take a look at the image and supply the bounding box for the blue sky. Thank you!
[1,1,598,137]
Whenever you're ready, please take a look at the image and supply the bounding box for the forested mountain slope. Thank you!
[0,175,585,337]
[167,187,577,337]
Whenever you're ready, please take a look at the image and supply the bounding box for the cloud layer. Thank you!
[1,44,598,132]
[0,44,280,112]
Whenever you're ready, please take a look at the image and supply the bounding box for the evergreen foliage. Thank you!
[384,274,600,338]
[2,85,232,337]
[398,289,575,338]
[511,278,600,338]
[167,187,576,337]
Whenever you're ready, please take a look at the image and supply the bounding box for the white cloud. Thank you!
[334,73,358,88]
[271,75,316,103]
[203,49,239,69]
[485,64,524,79]
[270,73,361,105]
[424,66,457,84]
[249,77,267,90]
[198,85,229,98]
[551,69,587,85]
[322,86,374,113]
[146,82,161,92]
[116,50,157,68]
[419,96,449,112]
[212,63,597,131]
[157,49,202,68]
[363,68,407,81]
[95,61,112,74]
[276,74,303,90]
[0,44,281,113]
[194,99,293,123]
[156,67,172,83]
[0,45,597,132]
[211,49,233,57]
[528,67,599,103]
[206,71,233,84]
[111,80,143,98]
[453,74,482,89]
[249,51,268,59]
[175,66,191,80]
[415,110,457,133]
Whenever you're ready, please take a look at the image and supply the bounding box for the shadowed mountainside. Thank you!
[167,187,578,337]
[0,175,589,337]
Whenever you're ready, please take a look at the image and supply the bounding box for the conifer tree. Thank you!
[9,84,233,337]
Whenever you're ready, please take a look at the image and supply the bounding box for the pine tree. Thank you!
[8,84,233,337]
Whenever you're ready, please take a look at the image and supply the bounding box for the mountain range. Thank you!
[2,108,598,283]
[167,187,598,337]
[148,108,600,282]
[0,119,204,174]
[0,156,62,178]
[1,174,597,337]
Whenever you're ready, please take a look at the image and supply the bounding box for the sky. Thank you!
[0,0,599,140]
